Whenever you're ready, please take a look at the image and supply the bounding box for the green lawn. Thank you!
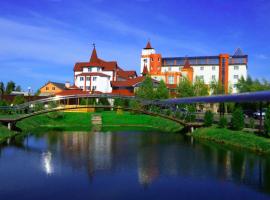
[192,127,270,154]
[101,111,183,132]
[16,111,183,133]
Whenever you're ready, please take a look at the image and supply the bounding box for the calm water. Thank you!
[1,131,270,200]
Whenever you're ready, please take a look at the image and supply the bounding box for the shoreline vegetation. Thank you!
[192,127,270,154]
[1,111,270,155]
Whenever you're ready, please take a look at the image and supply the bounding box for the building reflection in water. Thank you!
[40,132,270,194]
[41,151,54,175]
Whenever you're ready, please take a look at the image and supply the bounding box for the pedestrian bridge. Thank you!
[1,91,270,131]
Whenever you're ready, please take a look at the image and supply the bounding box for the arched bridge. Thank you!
[1,91,270,132]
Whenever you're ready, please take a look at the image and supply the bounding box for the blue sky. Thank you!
[0,0,270,91]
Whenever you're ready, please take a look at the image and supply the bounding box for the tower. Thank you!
[140,41,162,75]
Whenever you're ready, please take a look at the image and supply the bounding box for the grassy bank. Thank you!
[192,127,270,154]
[101,111,183,132]
[0,125,18,144]
[16,111,183,133]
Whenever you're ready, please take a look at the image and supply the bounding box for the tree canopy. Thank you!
[236,76,270,93]
[176,77,208,97]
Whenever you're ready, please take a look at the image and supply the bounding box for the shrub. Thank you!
[231,108,244,130]
[12,95,25,105]
[249,117,255,129]
[204,110,214,127]
[264,107,270,134]
[218,116,227,128]
[47,112,64,119]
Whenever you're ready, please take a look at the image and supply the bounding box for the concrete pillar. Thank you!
[8,122,12,130]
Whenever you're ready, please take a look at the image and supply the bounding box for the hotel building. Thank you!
[141,41,248,93]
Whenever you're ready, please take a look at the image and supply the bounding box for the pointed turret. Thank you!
[183,58,191,69]
[90,45,99,63]
[144,40,153,49]
[142,64,149,76]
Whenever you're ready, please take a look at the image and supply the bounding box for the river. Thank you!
[0,131,270,200]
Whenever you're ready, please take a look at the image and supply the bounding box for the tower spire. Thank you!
[90,43,98,63]
[145,40,152,49]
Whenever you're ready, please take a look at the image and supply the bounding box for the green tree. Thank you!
[176,77,194,97]
[193,78,208,96]
[15,85,22,92]
[12,95,25,105]
[210,80,224,95]
[136,76,155,100]
[264,107,270,134]
[5,81,16,94]
[218,116,227,128]
[0,82,5,95]
[204,110,213,127]
[155,80,169,99]
[231,108,244,130]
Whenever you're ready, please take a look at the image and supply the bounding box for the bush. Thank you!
[12,95,25,105]
[231,108,244,130]
[218,116,227,128]
[264,107,270,134]
[249,118,255,129]
[47,112,64,119]
[204,110,213,127]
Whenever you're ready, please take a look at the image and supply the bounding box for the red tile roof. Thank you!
[75,72,110,77]
[74,47,118,72]
[68,85,80,90]
[110,89,134,96]
[55,89,89,96]
[117,69,137,79]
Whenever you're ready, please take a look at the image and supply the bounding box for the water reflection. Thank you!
[41,151,53,175]
[1,131,270,199]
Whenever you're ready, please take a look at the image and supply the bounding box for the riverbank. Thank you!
[16,111,183,133]
[192,127,270,154]
[0,125,18,144]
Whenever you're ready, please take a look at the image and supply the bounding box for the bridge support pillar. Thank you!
[190,126,194,133]
[8,122,14,131]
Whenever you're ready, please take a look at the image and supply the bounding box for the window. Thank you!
[168,67,172,72]
[80,77,84,81]
[86,86,90,91]
[46,87,49,90]
[88,68,92,72]
[80,86,83,89]
[168,76,174,84]
[234,66,239,70]
[212,66,215,70]
[200,66,204,70]
[233,84,237,88]
[158,57,160,62]
[196,75,204,80]
[151,58,154,62]
[92,86,96,90]
[144,59,147,63]
[86,77,90,81]
[97,68,101,72]
[212,75,216,80]
[52,87,55,90]
[93,77,97,81]
[234,75,239,79]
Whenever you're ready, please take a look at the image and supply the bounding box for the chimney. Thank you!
[65,81,70,89]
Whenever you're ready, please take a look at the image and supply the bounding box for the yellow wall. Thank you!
[40,82,64,95]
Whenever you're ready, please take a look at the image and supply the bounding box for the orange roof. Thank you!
[68,85,80,90]
[75,72,110,77]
